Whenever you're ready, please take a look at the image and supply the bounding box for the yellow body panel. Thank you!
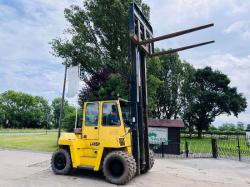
[58,100,132,171]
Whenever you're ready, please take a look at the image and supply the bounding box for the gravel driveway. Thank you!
[1,149,250,187]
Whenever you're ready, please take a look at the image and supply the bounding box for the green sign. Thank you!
[149,127,168,145]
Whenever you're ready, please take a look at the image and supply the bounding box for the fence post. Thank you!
[185,141,189,158]
[211,138,218,158]
[237,136,241,161]
[161,142,164,158]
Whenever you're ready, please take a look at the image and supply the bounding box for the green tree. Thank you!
[246,124,250,131]
[51,98,76,128]
[51,0,149,78]
[51,0,150,102]
[51,98,61,128]
[236,122,245,132]
[147,56,163,115]
[157,53,183,119]
[148,52,196,119]
[218,123,237,132]
[0,91,50,128]
[0,105,4,128]
[183,67,247,138]
[178,62,196,132]
[208,125,218,132]
[78,69,128,104]
[34,96,51,128]
[62,108,82,132]
[97,74,128,99]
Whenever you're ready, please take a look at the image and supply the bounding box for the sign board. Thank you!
[66,65,80,98]
[246,131,250,145]
[148,127,168,145]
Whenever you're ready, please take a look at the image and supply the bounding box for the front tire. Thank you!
[140,149,155,174]
[51,149,72,175]
[103,151,136,185]
[148,149,155,170]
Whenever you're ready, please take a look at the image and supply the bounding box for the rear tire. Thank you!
[103,151,136,185]
[51,149,72,175]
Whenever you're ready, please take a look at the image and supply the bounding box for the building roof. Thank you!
[148,119,185,128]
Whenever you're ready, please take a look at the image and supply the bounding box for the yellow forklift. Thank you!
[51,2,214,185]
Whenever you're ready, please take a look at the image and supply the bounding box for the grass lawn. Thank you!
[180,136,250,156]
[0,128,57,133]
[180,137,212,154]
[0,134,58,152]
[0,130,249,156]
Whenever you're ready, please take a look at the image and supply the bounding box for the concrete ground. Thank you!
[1,149,250,187]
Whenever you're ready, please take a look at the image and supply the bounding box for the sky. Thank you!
[0,0,249,126]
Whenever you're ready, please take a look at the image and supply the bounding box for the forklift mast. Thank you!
[129,2,214,175]
[129,3,153,174]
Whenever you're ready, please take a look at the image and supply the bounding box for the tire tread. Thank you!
[51,149,72,175]
[103,151,136,185]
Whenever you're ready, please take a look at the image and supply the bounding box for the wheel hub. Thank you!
[109,158,124,178]
[54,153,66,170]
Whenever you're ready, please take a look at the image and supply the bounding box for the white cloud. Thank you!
[228,1,250,14]
[0,0,81,61]
[0,0,81,100]
[145,0,216,33]
[143,0,250,55]
[190,54,250,90]
[225,20,250,39]
[0,60,64,100]
[145,0,250,32]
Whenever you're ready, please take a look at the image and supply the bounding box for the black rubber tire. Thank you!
[140,149,155,174]
[103,151,136,185]
[51,149,72,175]
[148,149,155,170]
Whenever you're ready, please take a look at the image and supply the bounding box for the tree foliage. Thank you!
[246,124,250,131]
[51,0,149,76]
[183,67,247,138]
[0,106,5,128]
[62,108,82,132]
[51,98,75,128]
[237,122,245,131]
[0,91,80,130]
[51,0,149,103]
[218,123,237,132]
[147,52,196,119]
[78,68,128,104]
[0,91,50,128]
[208,125,218,132]
[217,123,246,132]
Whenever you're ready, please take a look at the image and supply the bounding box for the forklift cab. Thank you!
[81,99,132,146]
[56,99,133,176]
